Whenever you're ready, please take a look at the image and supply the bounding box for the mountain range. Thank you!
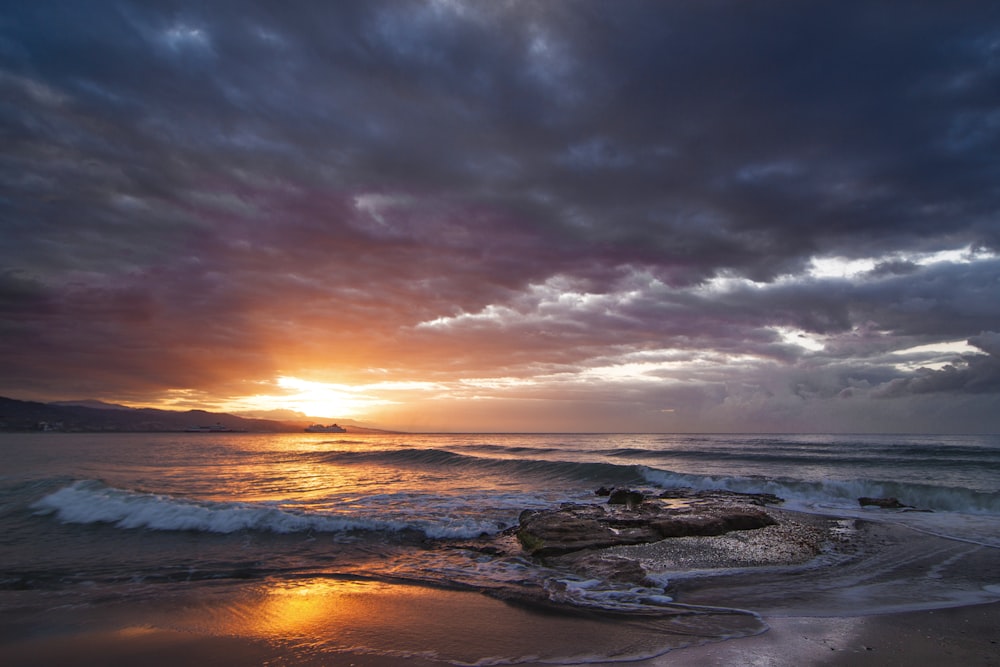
[0,396,391,433]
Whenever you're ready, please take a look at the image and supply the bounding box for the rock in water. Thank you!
[516,497,777,558]
[858,496,911,509]
[607,488,645,508]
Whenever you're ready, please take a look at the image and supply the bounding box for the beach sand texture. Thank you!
[2,595,998,666]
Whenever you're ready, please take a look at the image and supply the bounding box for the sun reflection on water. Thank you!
[199,577,459,654]
[250,579,380,640]
[178,575,747,664]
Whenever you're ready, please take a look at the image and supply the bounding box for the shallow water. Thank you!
[2,432,999,663]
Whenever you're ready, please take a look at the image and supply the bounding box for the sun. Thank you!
[224,376,390,419]
[270,376,371,418]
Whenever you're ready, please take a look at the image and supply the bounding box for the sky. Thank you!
[2,1,999,433]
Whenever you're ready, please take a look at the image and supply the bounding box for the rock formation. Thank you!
[858,496,912,509]
[516,489,780,558]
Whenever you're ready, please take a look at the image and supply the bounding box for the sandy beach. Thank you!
[2,593,998,666]
[641,602,1000,667]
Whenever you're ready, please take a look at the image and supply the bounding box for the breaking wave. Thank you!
[638,468,1000,515]
[31,439,999,547]
[307,447,999,516]
[31,480,504,539]
[311,447,647,485]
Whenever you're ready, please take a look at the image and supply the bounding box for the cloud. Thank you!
[2,1,1000,431]
[871,332,1000,398]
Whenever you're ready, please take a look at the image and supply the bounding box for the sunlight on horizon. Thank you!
[232,376,393,419]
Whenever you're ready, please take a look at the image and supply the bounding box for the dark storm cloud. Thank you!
[2,0,999,429]
[713,257,1000,340]
[871,332,1000,398]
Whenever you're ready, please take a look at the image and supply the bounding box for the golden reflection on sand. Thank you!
[249,579,385,639]
[169,576,751,664]
[199,578,467,653]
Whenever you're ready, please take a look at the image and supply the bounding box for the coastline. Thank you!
[4,444,998,667]
[2,597,998,666]
[635,601,1000,667]
[5,499,1000,665]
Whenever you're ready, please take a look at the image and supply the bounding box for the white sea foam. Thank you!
[31,480,505,539]
[637,466,1000,548]
[543,575,677,612]
[639,467,1000,515]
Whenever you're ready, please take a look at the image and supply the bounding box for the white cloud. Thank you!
[808,256,877,280]
[892,340,979,357]
[162,24,211,52]
[772,326,826,351]
[807,245,996,281]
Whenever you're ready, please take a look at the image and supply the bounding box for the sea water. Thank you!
[2,432,999,663]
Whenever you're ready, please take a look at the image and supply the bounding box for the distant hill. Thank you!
[49,399,133,411]
[0,396,399,433]
[0,396,295,433]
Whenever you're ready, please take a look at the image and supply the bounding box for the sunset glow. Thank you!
[268,376,391,418]
[2,2,999,432]
[6,8,1000,667]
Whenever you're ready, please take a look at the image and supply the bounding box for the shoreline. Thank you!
[2,598,998,666]
[637,601,1000,667]
[4,494,998,665]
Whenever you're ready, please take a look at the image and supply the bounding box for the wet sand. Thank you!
[635,602,1000,667]
[2,592,998,666]
[0,578,757,666]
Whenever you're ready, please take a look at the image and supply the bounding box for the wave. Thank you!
[598,446,1000,468]
[30,480,505,539]
[303,447,999,515]
[638,468,1000,515]
[303,446,1000,515]
[461,443,573,456]
[311,447,647,485]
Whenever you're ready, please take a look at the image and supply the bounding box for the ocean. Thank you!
[2,432,999,664]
